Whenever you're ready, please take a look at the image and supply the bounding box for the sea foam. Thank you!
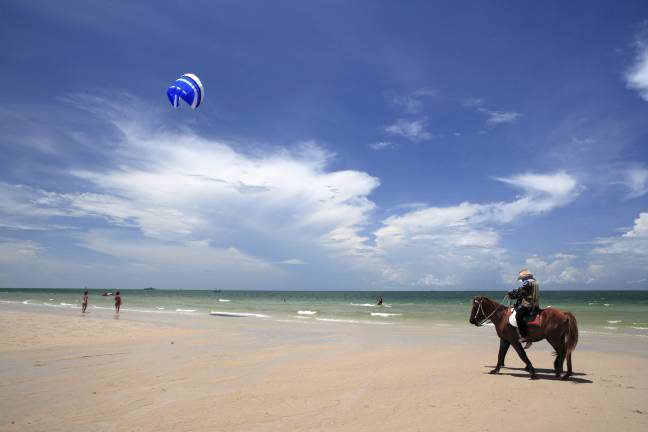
[298,310,317,315]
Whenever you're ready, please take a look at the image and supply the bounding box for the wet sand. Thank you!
[1,305,647,431]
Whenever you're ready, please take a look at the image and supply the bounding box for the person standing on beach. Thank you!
[114,291,122,313]
[81,290,89,313]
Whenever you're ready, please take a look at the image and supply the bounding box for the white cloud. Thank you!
[0,95,387,288]
[384,118,434,142]
[462,97,485,108]
[626,40,648,101]
[368,141,395,151]
[482,109,521,126]
[583,212,648,285]
[376,171,580,249]
[489,171,581,223]
[373,172,580,288]
[0,239,43,263]
[279,258,306,265]
[391,88,436,114]
[523,253,582,285]
[417,273,458,287]
[622,166,648,198]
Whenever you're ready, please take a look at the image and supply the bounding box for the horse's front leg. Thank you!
[511,342,537,379]
[490,339,510,374]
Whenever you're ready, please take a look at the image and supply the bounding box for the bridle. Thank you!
[472,298,500,326]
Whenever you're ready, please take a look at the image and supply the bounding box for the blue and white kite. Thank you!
[167,73,204,109]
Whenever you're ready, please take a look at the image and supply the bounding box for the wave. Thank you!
[315,317,392,325]
[350,303,377,307]
[60,302,75,306]
[607,320,622,324]
[210,311,270,318]
[175,309,196,313]
[156,307,165,310]
[298,310,317,315]
[604,326,618,330]
[218,299,231,302]
[632,326,648,330]
[370,312,401,317]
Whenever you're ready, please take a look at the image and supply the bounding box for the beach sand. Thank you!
[1,305,647,431]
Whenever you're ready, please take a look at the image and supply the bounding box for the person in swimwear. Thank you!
[81,290,89,313]
[114,291,122,313]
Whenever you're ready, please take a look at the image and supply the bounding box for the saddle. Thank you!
[508,308,542,328]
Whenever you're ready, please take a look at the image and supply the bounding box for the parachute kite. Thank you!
[167,73,204,109]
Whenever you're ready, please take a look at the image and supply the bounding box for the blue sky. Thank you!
[1,0,647,290]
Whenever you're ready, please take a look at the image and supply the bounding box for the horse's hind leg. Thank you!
[512,342,537,379]
[490,339,510,374]
[561,353,573,380]
[547,336,564,378]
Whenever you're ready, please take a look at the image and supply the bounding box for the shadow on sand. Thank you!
[483,365,593,384]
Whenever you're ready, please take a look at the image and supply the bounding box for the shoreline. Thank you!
[3,294,648,341]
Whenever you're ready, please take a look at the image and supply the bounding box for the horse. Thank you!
[469,296,578,380]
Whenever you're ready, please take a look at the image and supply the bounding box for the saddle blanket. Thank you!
[508,308,542,328]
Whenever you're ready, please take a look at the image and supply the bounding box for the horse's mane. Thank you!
[479,296,507,310]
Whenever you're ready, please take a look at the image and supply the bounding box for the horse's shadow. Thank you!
[483,366,593,384]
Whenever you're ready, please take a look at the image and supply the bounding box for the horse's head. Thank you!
[469,296,484,326]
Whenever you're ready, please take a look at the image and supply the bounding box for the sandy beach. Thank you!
[1,304,647,432]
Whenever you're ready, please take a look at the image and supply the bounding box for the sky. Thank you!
[1,0,647,290]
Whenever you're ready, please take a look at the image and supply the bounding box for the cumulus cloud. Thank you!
[0,95,386,288]
[384,118,434,142]
[626,39,648,101]
[523,253,582,285]
[373,172,580,288]
[576,212,648,287]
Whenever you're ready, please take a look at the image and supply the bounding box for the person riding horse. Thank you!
[507,269,540,349]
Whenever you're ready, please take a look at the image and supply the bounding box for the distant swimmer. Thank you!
[377,296,383,306]
[114,291,122,313]
[81,290,89,313]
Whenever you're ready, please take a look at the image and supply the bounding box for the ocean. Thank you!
[2,288,648,337]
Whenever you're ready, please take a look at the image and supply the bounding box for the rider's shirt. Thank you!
[520,279,540,309]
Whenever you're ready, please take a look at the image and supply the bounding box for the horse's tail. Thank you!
[564,311,579,354]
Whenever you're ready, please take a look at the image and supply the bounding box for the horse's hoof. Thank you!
[524,365,531,371]
[489,369,500,375]
[530,371,538,380]
[560,374,571,381]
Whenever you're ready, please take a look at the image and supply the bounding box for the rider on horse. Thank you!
[508,269,540,349]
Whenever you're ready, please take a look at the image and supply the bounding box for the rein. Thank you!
[473,297,507,326]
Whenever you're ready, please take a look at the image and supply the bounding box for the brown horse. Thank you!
[469,296,578,380]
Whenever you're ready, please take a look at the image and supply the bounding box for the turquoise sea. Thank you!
[2,288,648,337]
